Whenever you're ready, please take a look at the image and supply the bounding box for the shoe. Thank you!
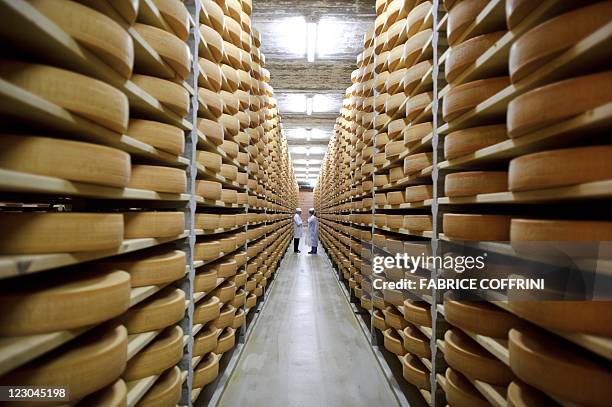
[308,252,314,254]
[295,250,301,253]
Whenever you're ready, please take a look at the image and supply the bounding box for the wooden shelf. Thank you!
[127,375,160,407]
[471,379,507,407]
[198,131,247,171]
[127,330,163,360]
[196,164,246,191]
[375,226,433,238]
[375,168,434,192]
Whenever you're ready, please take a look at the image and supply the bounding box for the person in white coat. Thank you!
[308,208,318,254]
[293,208,303,253]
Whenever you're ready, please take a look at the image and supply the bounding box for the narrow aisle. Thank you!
[218,240,400,407]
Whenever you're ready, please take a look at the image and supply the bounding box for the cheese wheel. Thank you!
[442,77,509,122]
[80,379,126,407]
[245,292,257,309]
[123,326,183,380]
[509,328,612,406]
[132,75,190,117]
[0,212,123,254]
[134,23,191,79]
[211,304,236,329]
[198,58,222,92]
[510,2,612,83]
[511,218,612,241]
[405,122,433,144]
[128,119,184,155]
[194,269,217,291]
[400,29,432,70]
[0,135,130,187]
[210,259,238,278]
[406,1,432,35]
[443,213,510,241]
[445,329,514,385]
[197,118,224,146]
[215,327,236,354]
[196,180,222,200]
[101,250,186,287]
[195,241,221,261]
[231,307,245,329]
[406,92,432,121]
[405,185,433,202]
[200,0,225,32]
[218,214,237,229]
[403,300,431,327]
[386,191,405,205]
[31,0,133,78]
[0,325,127,400]
[128,165,186,193]
[198,88,223,119]
[220,91,240,115]
[223,36,242,64]
[119,288,185,333]
[194,296,221,324]
[199,25,224,63]
[403,60,433,94]
[197,151,223,172]
[508,146,612,192]
[212,281,236,303]
[0,62,128,133]
[192,353,219,388]
[444,296,523,338]
[507,71,612,138]
[402,325,431,358]
[196,213,220,230]
[221,188,238,204]
[506,380,557,407]
[193,326,219,356]
[400,354,430,390]
[136,366,181,407]
[0,270,129,336]
[446,31,506,84]
[447,0,489,45]
[383,328,407,356]
[220,163,238,180]
[152,0,190,40]
[404,215,432,231]
[505,0,535,30]
[403,152,432,175]
[221,64,240,92]
[445,171,508,197]
[445,368,489,407]
[218,114,240,137]
[444,125,507,159]
[123,211,184,238]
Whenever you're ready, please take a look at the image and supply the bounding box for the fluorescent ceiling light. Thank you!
[279,94,307,113]
[307,22,317,62]
[316,18,345,58]
[271,17,307,57]
[306,96,313,116]
[294,159,322,165]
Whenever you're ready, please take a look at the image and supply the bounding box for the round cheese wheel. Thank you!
[211,304,236,329]
[403,300,431,327]
[508,145,612,192]
[403,152,432,175]
[197,151,223,172]
[218,214,237,229]
[200,0,225,32]
[193,296,221,324]
[511,218,612,241]
[510,2,612,83]
[444,213,510,241]
[134,23,191,79]
[132,75,190,118]
[443,77,509,122]
[221,188,238,204]
[0,270,129,336]
[196,213,220,230]
[0,62,128,133]
[506,380,558,407]
[507,71,612,138]
[120,288,185,333]
[446,31,506,84]
[509,328,612,406]
[199,58,222,92]
[0,135,130,187]
[80,379,126,407]
[220,91,240,115]
[386,191,405,205]
[123,211,184,238]
[445,171,508,197]
[198,88,223,119]
[0,212,123,254]
[386,214,404,229]
[400,354,430,390]
[402,325,431,358]
[196,180,222,200]
[152,0,189,41]
[197,118,224,146]
[402,184,432,202]
[444,124,507,160]
[210,259,238,278]
[406,92,433,121]
[403,60,433,94]
[445,368,489,407]
[404,215,432,231]
[0,325,127,400]
[123,325,183,380]
[383,328,407,356]
[193,326,219,356]
[102,250,186,288]
[30,0,133,78]
[218,114,240,137]
[445,329,514,385]
[199,25,224,63]
[223,32,242,60]
[195,241,221,262]
[384,305,409,328]
[231,307,245,329]
[128,119,184,155]
[444,296,523,338]
[215,327,236,354]
[245,292,257,309]
[447,0,489,45]
[128,165,186,193]
[231,288,246,307]
[194,269,217,291]
[136,366,181,407]
[405,122,433,144]
[221,64,240,92]
[399,29,433,70]
[212,281,236,303]
[192,353,219,388]
[220,163,238,180]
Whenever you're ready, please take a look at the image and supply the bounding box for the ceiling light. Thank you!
[307,22,317,62]
[306,96,313,116]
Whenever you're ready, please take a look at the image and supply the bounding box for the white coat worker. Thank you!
[293,208,303,253]
[307,208,318,254]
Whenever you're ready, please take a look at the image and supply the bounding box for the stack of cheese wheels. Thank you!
[119,287,185,334]
[122,325,183,381]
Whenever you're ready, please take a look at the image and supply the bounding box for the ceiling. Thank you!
[252,0,375,186]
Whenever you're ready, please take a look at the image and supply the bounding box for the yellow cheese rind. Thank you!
[0,213,123,254]
[0,62,128,133]
[402,300,431,327]
[197,118,224,146]
[400,354,430,390]
[446,31,506,84]
[198,87,223,119]
[506,381,557,407]
[196,180,222,200]
[194,269,217,291]
[134,23,191,79]
[447,0,489,45]
[214,327,236,354]
[403,152,432,175]
[101,250,186,287]
[442,77,509,122]
[31,0,134,78]
[195,241,221,261]
[445,368,489,407]
[128,119,185,155]
[80,379,127,407]
[198,58,222,92]
[123,326,183,380]
[444,296,523,338]
[123,211,185,238]
[119,288,185,333]
[197,151,223,172]
[445,171,508,197]
[444,125,507,159]
[405,185,433,202]
[0,270,130,336]
[128,165,186,193]
[132,74,190,117]
[136,366,181,407]
[444,213,510,241]
[403,215,432,231]
[193,327,219,356]
[152,0,190,41]
[192,353,219,388]
[0,135,130,187]
[193,296,221,324]
[511,218,612,241]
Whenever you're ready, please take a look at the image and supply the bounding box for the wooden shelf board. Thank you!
[196,164,246,191]
[127,330,163,360]
[471,379,507,407]
[375,226,433,238]
[126,375,160,407]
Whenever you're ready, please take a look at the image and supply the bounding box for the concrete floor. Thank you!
[218,240,400,407]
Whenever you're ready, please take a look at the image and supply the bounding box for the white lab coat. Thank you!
[293,213,303,238]
[308,215,318,245]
